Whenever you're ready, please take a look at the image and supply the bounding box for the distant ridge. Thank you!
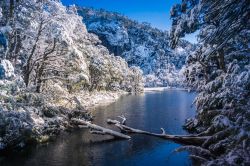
[77,7,195,87]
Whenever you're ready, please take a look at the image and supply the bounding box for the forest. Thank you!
[0,0,249,166]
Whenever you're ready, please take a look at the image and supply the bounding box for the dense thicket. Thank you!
[171,0,250,165]
[0,0,143,93]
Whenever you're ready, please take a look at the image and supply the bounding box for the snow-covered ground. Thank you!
[76,91,128,110]
[144,87,189,92]
[144,87,170,92]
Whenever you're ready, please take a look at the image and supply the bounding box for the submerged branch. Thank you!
[107,117,210,146]
[71,118,131,139]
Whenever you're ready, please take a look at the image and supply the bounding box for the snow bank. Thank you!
[74,91,127,110]
[144,86,189,92]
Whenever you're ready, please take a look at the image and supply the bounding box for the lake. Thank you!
[0,89,196,166]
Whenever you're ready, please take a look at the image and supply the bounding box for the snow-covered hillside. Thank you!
[78,7,195,87]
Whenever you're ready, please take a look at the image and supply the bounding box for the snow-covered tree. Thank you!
[0,0,144,152]
[0,0,144,94]
[171,0,250,165]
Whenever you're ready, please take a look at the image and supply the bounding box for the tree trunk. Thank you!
[107,118,210,146]
[13,29,22,64]
[71,118,131,139]
[36,64,44,93]
[218,49,225,72]
[23,20,43,87]
[9,0,14,19]
[36,79,42,93]
[35,38,57,92]
[23,67,30,87]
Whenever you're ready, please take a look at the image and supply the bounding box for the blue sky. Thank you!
[61,0,197,43]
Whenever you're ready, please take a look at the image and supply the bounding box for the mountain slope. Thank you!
[78,7,194,87]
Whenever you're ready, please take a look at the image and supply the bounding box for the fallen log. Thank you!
[71,118,131,139]
[107,118,210,146]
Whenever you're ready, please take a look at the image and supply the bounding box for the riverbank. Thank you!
[144,87,190,92]
[0,89,127,153]
[0,89,196,166]
[77,90,128,110]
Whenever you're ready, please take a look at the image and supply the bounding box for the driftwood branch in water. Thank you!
[117,115,126,124]
[71,118,131,139]
[107,117,210,146]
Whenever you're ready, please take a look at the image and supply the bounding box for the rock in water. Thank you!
[0,60,15,79]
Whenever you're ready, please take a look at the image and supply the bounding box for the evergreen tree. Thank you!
[170,0,250,165]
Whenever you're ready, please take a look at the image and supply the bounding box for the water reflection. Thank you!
[1,90,196,166]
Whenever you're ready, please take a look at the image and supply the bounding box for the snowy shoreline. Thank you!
[80,91,128,110]
[144,87,190,92]
[0,90,127,152]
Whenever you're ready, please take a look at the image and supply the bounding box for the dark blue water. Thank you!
[0,89,196,166]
